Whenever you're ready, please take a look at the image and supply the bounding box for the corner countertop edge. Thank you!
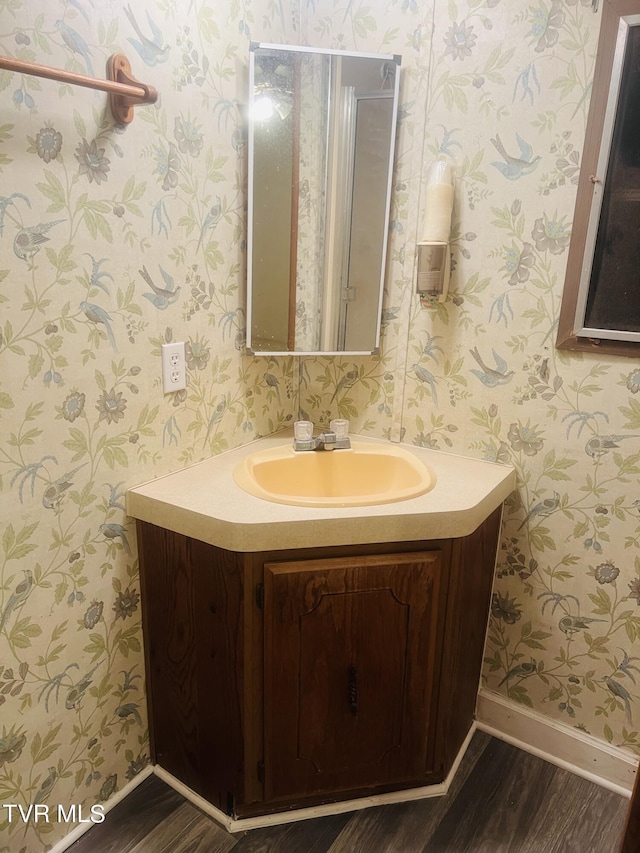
[126,434,516,552]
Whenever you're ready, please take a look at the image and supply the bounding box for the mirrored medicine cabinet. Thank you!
[246,42,401,356]
[557,0,640,357]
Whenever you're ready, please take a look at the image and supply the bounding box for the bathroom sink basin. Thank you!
[233,440,436,507]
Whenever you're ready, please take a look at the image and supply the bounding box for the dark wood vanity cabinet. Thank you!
[264,552,443,802]
[136,506,502,819]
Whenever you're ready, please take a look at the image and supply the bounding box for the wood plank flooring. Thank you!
[68,732,629,853]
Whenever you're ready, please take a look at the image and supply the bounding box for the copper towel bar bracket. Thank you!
[0,52,158,125]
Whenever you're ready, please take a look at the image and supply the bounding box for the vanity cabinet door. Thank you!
[263,551,443,803]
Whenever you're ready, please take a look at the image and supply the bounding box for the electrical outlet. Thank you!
[161,342,186,393]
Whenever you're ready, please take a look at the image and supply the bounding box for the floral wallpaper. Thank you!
[0,1,297,850]
[0,0,638,851]
[406,0,640,753]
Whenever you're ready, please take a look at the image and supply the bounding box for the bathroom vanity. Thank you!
[127,434,515,822]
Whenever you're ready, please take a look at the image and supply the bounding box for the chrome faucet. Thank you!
[293,420,351,452]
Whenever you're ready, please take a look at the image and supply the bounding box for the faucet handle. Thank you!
[293,420,315,451]
[329,419,350,449]
[330,419,349,441]
[294,420,314,442]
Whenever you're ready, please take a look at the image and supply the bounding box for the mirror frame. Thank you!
[246,42,401,356]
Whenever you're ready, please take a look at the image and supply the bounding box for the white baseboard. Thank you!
[50,765,154,853]
[53,698,632,848]
[476,687,638,797]
[153,769,448,832]
[155,724,476,832]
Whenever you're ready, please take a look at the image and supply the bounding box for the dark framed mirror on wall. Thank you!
[557,0,640,357]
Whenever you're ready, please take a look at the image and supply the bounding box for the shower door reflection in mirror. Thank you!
[247,43,401,355]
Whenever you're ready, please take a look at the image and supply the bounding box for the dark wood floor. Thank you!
[69,732,629,853]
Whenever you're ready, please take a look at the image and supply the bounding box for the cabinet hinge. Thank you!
[257,759,265,783]
[255,582,264,609]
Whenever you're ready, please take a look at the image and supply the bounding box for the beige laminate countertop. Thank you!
[126,432,516,552]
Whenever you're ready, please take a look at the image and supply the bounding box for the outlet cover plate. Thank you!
[161,342,186,393]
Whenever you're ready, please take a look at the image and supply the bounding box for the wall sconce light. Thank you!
[417,161,454,304]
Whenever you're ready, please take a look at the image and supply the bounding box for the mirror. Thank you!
[247,43,401,355]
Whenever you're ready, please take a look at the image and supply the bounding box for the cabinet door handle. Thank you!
[348,665,358,715]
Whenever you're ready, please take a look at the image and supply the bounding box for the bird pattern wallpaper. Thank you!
[0,0,639,850]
